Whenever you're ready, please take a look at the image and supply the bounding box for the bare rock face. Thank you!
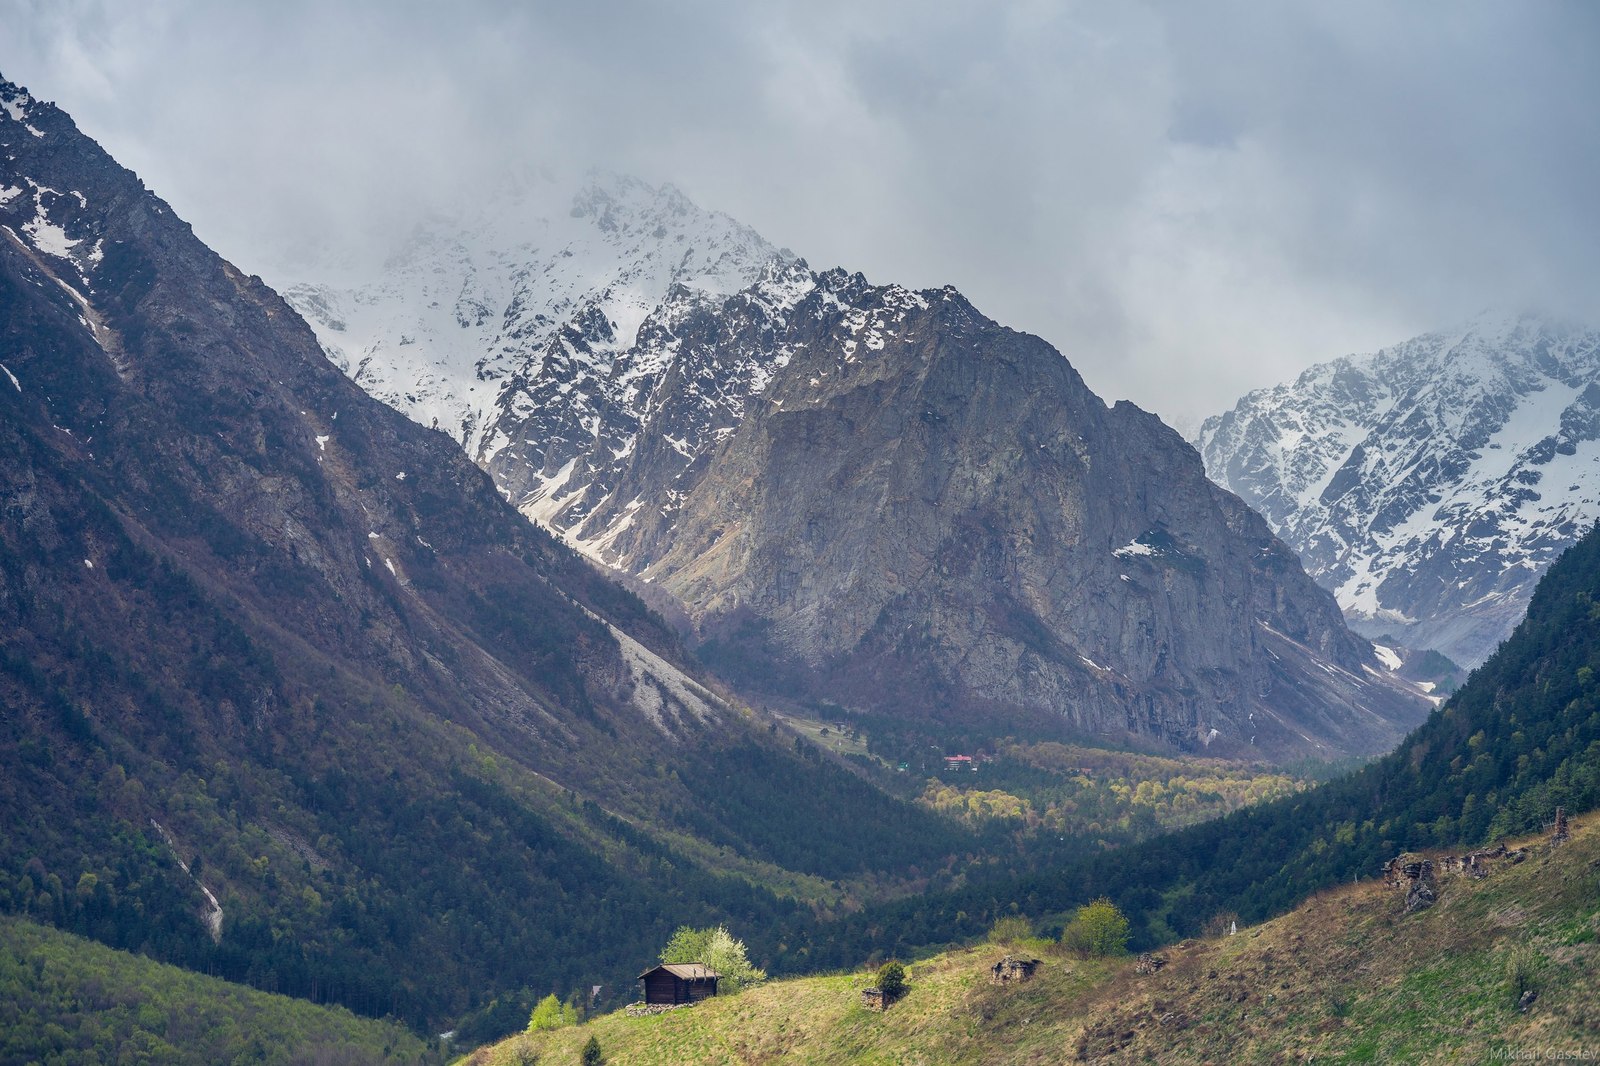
[1403,861,1438,913]
[274,160,1429,760]
[607,272,1427,760]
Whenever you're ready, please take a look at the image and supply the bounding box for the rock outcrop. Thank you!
[1402,860,1438,913]
[601,271,1428,759]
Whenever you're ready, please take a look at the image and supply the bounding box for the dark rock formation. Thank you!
[1135,953,1168,975]
[1399,860,1437,913]
[991,955,1042,983]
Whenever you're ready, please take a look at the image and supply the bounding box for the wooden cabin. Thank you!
[638,963,720,1005]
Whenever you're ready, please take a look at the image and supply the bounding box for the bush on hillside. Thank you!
[660,925,767,993]
[1062,898,1130,956]
[526,992,577,1033]
[876,960,907,1000]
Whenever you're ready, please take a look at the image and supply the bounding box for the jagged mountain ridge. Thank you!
[285,181,1429,759]
[607,267,1429,759]
[0,75,971,1027]
[281,171,785,457]
[1198,314,1600,667]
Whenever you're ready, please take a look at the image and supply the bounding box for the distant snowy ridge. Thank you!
[1199,313,1600,666]
[280,172,785,457]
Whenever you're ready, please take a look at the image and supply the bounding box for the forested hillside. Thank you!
[797,521,1600,963]
[0,74,976,1034]
[0,915,437,1065]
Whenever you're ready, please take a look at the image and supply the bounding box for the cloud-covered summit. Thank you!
[6,0,1597,423]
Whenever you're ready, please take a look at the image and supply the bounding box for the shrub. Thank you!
[526,993,577,1033]
[660,925,767,993]
[1062,897,1130,957]
[877,960,906,1000]
[1505,945,1539,1001]
[988,915,1033,943]
[581,1034,603,1066]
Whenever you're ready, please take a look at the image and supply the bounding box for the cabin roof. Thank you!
[638,963,721,981]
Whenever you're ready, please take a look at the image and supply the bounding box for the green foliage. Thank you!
[0,914,433,1064]
[1062,898,1130,957]
[988,915,1033,943]
[682,745,973,878]
[660,925,767,994]
[876,960,907,999]
[527,993,578,1033]
[917,742,1305,845]
[581,1033,604,1066]
[1504,945,1539,1002]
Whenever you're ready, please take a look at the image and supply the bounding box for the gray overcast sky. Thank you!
[5,0,1598,427]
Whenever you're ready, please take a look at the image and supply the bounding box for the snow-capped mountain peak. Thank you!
[279,171,786,454]
[1199,313,1600,666]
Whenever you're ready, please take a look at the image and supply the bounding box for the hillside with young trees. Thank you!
[474,814,1600,1064]
[790,520,1600,965]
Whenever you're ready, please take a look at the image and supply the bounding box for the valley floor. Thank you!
[469,815,1600,1064]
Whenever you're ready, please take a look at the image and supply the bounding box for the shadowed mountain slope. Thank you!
[0,76,969,1030]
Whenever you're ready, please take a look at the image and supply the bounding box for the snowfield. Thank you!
[1200,312,1600,666]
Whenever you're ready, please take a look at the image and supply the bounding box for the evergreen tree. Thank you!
[876,960,906,1000]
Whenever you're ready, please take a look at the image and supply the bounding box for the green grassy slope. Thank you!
[474,814,1600,1064]
[0,914,439,1065]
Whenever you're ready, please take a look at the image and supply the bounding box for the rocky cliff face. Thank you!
[570,269,1427,760]
[277,164,1427,761]
[1198,314,1600,667]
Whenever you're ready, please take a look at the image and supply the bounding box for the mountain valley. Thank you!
[0,75,981,1032]
[2,48,1597,1066]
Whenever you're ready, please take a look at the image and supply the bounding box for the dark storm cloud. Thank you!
[4,0,1597,423]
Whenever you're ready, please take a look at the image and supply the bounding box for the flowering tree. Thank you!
[660,924,768,993]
